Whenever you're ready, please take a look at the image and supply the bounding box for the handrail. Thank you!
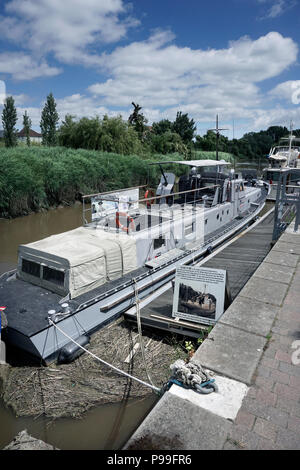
[90,184,221,205]
[139,184,220,204]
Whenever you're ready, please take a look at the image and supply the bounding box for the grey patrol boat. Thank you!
[0,159,268,364]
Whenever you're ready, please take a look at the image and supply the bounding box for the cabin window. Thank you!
[22,259,40,278]
[154,236,165,250]
[205,219,208,225]
[43,266,65,286]
[216,214,219,220]
[227,210,229,215]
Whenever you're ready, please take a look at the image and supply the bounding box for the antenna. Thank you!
[208,115,229,161]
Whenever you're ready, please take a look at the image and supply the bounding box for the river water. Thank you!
[0,204,156,450]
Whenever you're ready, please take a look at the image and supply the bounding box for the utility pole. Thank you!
[209,115,228,161]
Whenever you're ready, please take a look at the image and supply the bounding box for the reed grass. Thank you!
[0,147,183,217]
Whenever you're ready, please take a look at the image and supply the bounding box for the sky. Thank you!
[0,0,300,139]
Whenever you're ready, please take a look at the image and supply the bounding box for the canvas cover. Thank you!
[18,226,137,298]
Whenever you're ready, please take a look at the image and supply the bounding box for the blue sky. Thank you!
[0,0,300,138]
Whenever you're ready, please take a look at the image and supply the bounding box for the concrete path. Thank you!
[225,224,300,450]
[125,222,300,450]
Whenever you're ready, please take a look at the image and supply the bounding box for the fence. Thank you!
[272,169,300,242]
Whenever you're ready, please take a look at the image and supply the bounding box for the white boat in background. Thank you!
[1,159,268,364]
[262,129,300,201]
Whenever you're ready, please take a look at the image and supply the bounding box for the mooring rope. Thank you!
[133,278,157,389]
[48,318,161,393]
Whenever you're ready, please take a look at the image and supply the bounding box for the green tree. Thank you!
[152,119,172,135]
[2,96,17,147]
[40,93,59,146]
[58,114,77,147]
[128,102,148,137]
[23,110,32,147]
[150,130,188,156]
[172,111,196,144]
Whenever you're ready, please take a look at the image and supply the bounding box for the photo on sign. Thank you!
[177,282,216,320]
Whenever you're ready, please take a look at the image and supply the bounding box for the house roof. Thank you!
[17,128,42,138]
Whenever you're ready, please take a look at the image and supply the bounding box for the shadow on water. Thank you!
[0,203,157,450]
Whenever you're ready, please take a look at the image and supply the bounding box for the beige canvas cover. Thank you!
[18,226,137,298]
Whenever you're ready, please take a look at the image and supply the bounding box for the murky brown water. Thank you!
[0,204,156,450]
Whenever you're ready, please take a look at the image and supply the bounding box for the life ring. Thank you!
[115,212,135,233]
[144,189,155,208]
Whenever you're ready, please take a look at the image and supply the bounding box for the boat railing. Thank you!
[82,185,148,225]
[82,184,221,226]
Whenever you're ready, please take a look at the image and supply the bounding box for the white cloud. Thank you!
[55,93,127,120]
[0,52,61,80]
[0,0,139,67]
[269,80,300,104]
[88,31,297,123]
[13,94,30,106]
[258,0,298,19]
[252,106,300,130]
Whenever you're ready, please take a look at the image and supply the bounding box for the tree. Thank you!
[150,130,188,156]
[40,93,59,146]
[128,102,148,137]
[172,111,196,144]
[1,96,17,147]
[152,119,172,135]
[58,114,77,147]
[23,110,32,146]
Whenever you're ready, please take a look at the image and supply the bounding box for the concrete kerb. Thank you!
[125,223,300,450]
[218,296,279,338]
[124,391,233,450]
[192,323,267,385]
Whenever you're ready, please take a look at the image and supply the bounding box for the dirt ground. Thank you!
[0,318,189,420]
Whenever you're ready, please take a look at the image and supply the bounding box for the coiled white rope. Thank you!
[48,318,161,393]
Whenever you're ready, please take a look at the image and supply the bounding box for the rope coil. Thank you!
[169,359,218,394]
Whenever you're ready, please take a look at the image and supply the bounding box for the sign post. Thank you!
[172,265,231,325]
